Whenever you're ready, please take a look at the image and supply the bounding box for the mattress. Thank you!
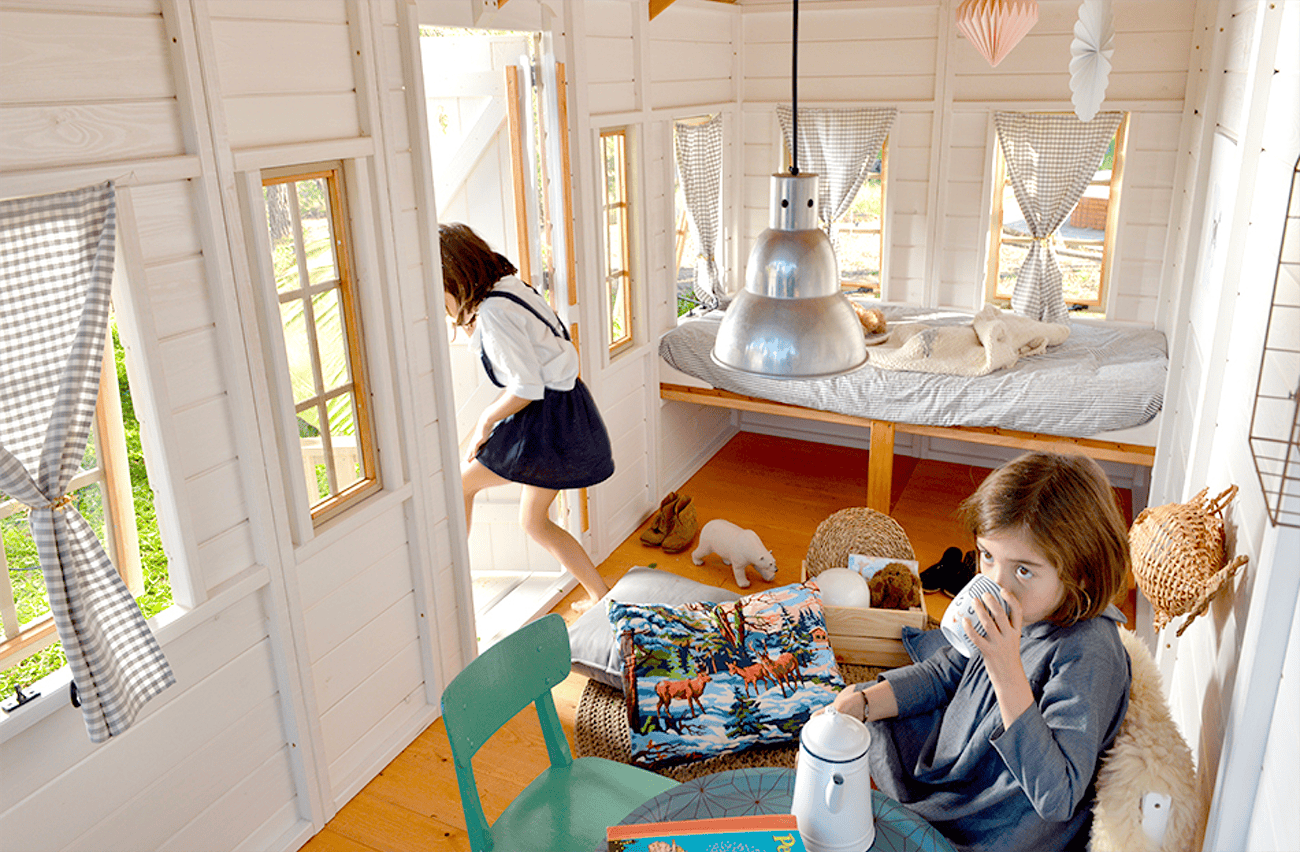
[659,305,1167,439]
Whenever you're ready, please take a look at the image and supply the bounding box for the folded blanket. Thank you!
[866,304,1070,376]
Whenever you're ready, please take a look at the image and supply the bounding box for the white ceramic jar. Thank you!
[790,706,875,852]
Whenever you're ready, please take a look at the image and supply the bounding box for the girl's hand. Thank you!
[826,684,868,720]
[965,590,1035,727]
[964,589,1023,676]
[465,419,493,463]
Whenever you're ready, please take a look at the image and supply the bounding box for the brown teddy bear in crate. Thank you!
[869,561,921,610]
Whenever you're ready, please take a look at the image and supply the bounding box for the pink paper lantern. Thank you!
[955,0,1039,68]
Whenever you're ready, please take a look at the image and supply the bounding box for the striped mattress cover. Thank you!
[658,305,1168,439]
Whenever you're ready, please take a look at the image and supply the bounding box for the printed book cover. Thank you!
[607,813,805,852]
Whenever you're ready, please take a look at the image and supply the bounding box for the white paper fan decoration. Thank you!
[955,0,1039,68]
[1070,0,1115,121]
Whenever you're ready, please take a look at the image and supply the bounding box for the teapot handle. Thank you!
[825,773,845,813]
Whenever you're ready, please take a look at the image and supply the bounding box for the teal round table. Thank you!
[619,767,956,852]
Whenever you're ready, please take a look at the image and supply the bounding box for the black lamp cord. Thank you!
[790,0,799,175]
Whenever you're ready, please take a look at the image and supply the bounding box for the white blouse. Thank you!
[471,276,579,400]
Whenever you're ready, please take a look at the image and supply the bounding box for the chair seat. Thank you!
[487,756,678,852]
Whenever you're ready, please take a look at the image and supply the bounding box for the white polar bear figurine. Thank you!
[692,519,778,588]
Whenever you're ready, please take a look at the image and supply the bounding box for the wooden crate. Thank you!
[803,564,926,668]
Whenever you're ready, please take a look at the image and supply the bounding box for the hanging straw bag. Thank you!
[1129,485,1249,636]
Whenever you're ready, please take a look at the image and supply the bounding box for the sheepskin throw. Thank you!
[866,303,1070,376]
[1090,628,1204,852]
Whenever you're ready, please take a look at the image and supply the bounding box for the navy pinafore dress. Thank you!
[473,290,615,491]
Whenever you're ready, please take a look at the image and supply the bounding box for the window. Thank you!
[2,324,171,697]
[985,114,1129,314]
[261,164,379,523]
[601,129,633,352]
[834,139,888,297]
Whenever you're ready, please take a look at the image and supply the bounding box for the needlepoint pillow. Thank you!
[607,581,843,769]
[569,566,740,689]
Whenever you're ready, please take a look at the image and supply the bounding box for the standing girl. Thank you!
[828,451,1132,852]
[440,223,612,612]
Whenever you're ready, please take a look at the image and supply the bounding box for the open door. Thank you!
[421,27,574,647]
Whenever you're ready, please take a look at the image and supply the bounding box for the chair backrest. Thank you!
[441,613,575,850]
[442,612,572,760]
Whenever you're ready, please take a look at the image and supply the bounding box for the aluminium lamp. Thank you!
[711,0,867,379]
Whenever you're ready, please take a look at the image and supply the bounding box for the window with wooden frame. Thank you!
[601,128,634,353]
[985,113,1130,314]
[261,164,379,524]
[2,323,169,696]
[834,138,889,297]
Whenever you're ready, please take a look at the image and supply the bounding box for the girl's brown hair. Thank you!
[958,452,1130,625]
[439,223,517,328]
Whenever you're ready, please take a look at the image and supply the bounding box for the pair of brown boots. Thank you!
[640,491,698,553]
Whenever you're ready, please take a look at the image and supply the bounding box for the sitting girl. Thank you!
[828,451,1132,852]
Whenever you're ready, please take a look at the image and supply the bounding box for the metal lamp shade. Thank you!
[713,173,867,378]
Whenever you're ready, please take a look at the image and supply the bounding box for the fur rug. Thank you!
[1090,628,1205,852]
[865,303,1070,376]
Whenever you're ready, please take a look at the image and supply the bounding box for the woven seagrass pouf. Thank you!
[803,507,915,578]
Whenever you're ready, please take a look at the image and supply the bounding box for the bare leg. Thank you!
[519,485,610,605]
[460,459,509,534]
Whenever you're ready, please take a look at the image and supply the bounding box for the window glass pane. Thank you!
[297,405,329,503]
[313,288,350,394]
[81,428,98,471]
[606,206,624,275]
[297,178,338,286]
[610,274,628,343]
[280,297,318,404]
[327,393,362,492]
[263,183,302,294]
[837,163,884,295]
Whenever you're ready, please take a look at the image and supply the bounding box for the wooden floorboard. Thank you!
[298,431,1137,852]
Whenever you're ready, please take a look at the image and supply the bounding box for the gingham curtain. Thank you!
[777,105,897,249]
[994,111,1123,323]
[674,114,724,307]
[0,182,174,742]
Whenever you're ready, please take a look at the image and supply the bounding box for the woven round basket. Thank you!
[1130,485,1248,636]
[574,663,884,782]
[803,507,915,577]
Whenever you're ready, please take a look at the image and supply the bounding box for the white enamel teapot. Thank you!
[790,705,875,852]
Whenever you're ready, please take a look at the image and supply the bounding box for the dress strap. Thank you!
[478,289,571,388]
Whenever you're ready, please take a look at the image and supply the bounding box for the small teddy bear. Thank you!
[868,561,921,609]
[692,519,778,588]
[852,302,887,335]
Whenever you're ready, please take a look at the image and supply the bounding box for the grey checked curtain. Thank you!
[777,105,897,250]
[994,111,1124,323]
[0,182,174,741]
[674,114,725,307]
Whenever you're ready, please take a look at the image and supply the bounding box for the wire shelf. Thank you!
[1248,153,1300,528]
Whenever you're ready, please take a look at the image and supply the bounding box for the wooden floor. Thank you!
[298,431,1135,852]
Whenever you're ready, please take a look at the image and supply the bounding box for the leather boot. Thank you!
[661,496,699,554]
[639,491,678,546]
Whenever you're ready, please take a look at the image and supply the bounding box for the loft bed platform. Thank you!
[658,305,1165,513]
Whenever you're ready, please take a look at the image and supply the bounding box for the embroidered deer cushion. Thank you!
[607,581,844,769]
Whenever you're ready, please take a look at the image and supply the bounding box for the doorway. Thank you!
[420,26,575,648]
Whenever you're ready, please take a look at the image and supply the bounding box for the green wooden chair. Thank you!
[442,613,679,852]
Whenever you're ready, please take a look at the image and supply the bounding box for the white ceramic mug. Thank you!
[941,574,1012,657]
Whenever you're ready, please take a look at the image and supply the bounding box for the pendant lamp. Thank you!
[955,0,1039,68]
[712,0,867,379]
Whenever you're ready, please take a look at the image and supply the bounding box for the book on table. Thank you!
[607,813,806,852]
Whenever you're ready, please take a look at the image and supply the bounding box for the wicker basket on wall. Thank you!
[1129,485,1249,636]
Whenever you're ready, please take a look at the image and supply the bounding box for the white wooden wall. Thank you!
[0,1,472,849]
[1148,1,1300,848]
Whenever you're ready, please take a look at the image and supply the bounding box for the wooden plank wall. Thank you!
[0,0,469,849]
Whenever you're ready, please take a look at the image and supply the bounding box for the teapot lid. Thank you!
[800,707,871,762]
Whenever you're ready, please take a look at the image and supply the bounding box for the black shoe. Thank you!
[940,550,978,597]
[921,546,963,593]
